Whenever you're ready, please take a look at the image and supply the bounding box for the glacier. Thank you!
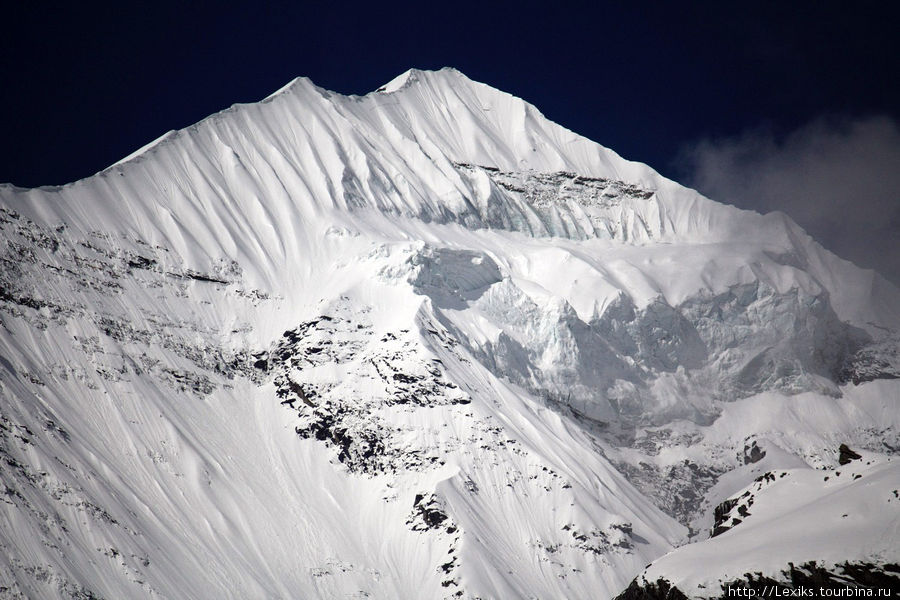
[0,67,898,599]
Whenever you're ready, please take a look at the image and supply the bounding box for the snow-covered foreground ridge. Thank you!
[0,68,897,599]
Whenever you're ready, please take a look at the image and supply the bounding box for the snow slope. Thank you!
[1,68,898,599]
[620,450,900,598]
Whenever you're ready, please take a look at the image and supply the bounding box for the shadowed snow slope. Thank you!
[0,68,898,599]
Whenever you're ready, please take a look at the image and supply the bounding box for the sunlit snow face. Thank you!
[1,68,898,600]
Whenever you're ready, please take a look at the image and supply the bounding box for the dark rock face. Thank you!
[266,306,472,475]
[614,577,688,600]
[617,562,900,599]
[710,471,790,538]
[406,493,463,596]
[710,489,757,539]
[451,162,657,240]
[742,441,766,465]
[839,443,862,465]
[408,493,452,533]
[712,498,740,538]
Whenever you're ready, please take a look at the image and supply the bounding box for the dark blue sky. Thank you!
[2,1,895,188]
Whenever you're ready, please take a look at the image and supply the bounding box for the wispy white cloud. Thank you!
[678,116,900,285]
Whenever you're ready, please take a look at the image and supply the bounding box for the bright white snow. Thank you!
[0,67,897,599]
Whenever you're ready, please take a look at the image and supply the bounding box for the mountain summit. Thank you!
[1,69,898,599]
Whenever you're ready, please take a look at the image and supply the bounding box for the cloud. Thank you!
[677,115,900,286]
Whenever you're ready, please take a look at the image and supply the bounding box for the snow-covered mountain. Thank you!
[1,67,897,599]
